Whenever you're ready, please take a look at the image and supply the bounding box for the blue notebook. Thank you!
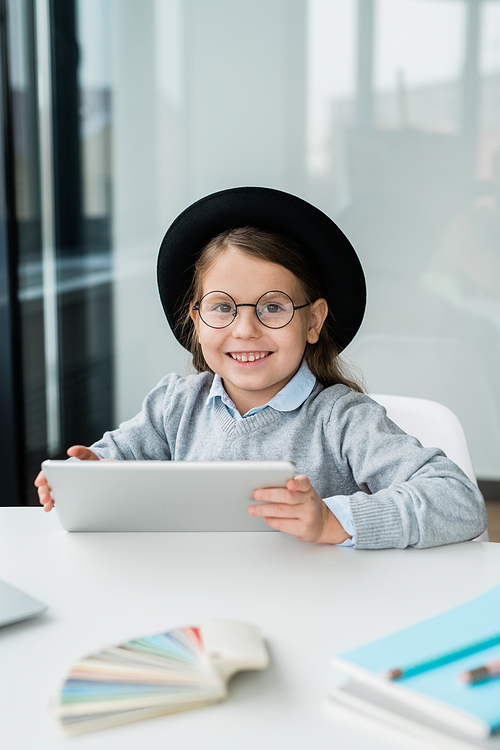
[331,584,500,739]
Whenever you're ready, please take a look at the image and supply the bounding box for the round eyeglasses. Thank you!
[192,290,310,330]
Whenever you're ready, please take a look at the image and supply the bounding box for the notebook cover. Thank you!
[332,584,500,737]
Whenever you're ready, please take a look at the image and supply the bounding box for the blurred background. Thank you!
[1,0,499,510]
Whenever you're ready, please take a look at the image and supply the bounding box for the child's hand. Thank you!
[34,445,100,512]
[248,475,352,544]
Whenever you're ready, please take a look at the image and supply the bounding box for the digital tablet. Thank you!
[42,459,296,532]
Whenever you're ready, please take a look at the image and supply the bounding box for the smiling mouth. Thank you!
[228,352,271,362]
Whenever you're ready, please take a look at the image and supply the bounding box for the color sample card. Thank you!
[52,620,268,735]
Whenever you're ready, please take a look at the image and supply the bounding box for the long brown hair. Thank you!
[179,226,364,392]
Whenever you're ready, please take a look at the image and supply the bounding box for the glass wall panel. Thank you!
[6,0,115,504]
[316,0,500,479]
[7,0,44,502]
[77,0,308,425]
[70,0,500,481]
[14,0,498,498]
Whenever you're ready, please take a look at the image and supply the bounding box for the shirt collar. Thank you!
[206,359,316,417]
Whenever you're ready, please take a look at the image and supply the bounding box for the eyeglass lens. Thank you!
[198,291,296,329]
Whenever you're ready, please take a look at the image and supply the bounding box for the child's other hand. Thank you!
[34,445,100,512]
[248,475,352,544]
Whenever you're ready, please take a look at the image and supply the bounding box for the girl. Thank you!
[36,187,488,548]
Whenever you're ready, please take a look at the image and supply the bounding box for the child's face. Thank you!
[191,248,328,415]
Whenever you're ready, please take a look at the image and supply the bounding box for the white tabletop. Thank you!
[1,508,500,750]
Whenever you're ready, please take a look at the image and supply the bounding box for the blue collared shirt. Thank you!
[206,361,356,546]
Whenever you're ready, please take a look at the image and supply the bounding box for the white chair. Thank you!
[371,393,489,542]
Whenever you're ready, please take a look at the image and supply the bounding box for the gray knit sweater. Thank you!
[90,372,488,549]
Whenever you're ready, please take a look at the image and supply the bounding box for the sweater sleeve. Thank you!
[88,374,182,460]
[330,393,488,549]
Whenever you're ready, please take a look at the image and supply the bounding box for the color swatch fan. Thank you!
[53,619,269,735]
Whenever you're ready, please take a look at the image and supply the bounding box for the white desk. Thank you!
[2,508,500,750]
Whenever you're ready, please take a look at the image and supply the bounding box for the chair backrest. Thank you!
[370,393,489,542]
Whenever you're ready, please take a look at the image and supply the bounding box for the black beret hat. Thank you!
[157,186,366,352]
